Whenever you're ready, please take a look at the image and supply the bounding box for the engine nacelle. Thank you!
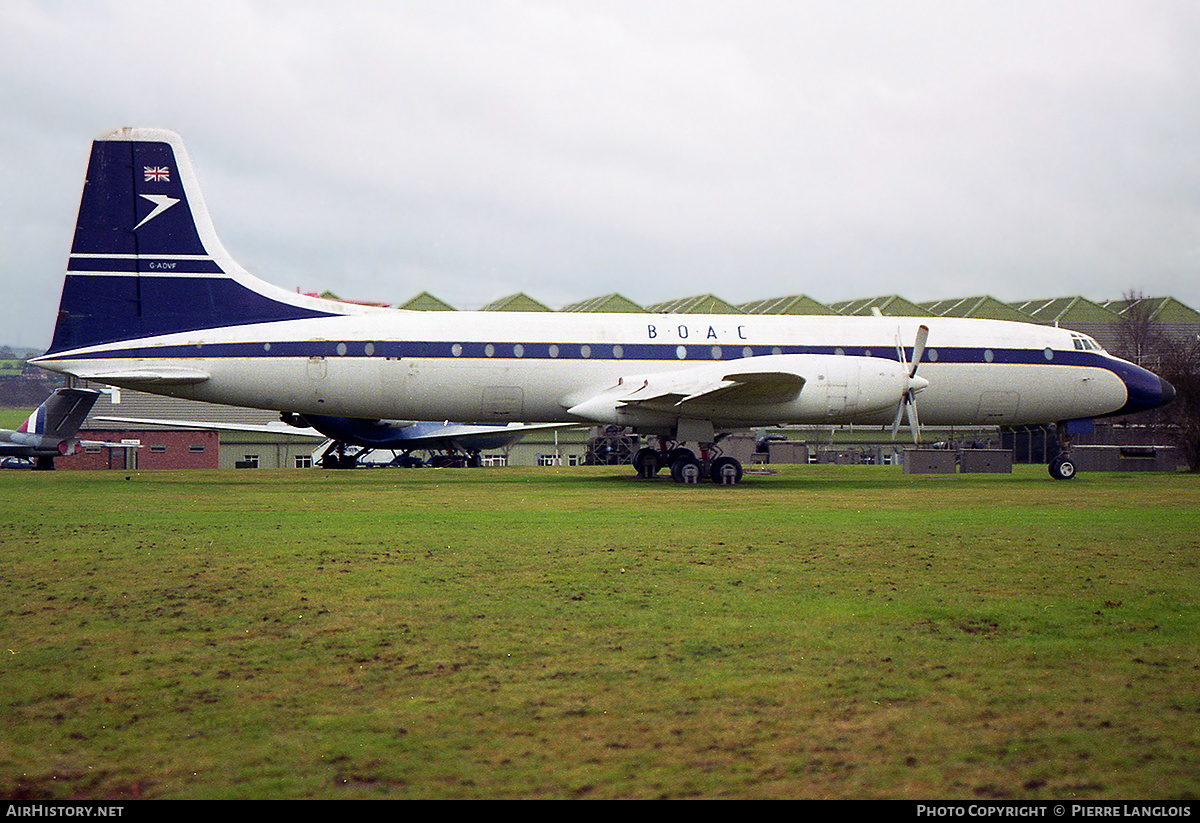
[791,354,915,421]
[565,353,915,429]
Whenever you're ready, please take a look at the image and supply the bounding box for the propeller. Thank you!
[891,325,930,444]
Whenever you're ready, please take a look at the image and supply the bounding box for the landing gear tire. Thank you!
[670,454,703,484]
[665,447,695,466]
[1049,456,1077,480]
[633,447,661,478]
[710,456,743,485]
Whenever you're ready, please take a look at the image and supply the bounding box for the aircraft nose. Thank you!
[1113,360,1176,415]
[1160,376,1176,406]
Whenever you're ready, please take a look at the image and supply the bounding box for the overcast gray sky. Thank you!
[3,0,1199,350]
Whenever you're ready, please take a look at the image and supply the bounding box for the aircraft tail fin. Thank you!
[45,128,339,356]
[18,388,100,441]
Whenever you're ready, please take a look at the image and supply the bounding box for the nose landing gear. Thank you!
[1049,421,1078,480]
[1049,454,1077,480]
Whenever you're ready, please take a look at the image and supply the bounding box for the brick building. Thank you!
[63,429,219,470]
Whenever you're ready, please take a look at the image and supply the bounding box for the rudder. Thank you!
[71,129,210,259]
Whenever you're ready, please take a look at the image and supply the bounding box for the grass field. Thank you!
[0,407,32,429]
[1,464,1197,800]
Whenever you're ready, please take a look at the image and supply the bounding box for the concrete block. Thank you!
[903,449,956,474]
[767,441,810,464]
[959,449,1013,473]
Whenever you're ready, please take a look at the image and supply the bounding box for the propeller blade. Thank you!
[910,325,929,378]
[907,393,921,444]
[891,325,929,443]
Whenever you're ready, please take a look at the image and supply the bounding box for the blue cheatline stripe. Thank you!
[39,337,1108,369]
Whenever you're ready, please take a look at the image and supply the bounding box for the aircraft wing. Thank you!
[307,419,584,452]
[94,416,326,438]
[626,369,805,407]
[93,416,582,452]
[0,443,37,457]
[566,358,807,422]
[78,439,142,449]
[393,421,583,452]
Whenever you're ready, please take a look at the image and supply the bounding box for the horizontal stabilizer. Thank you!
[74,367,210,385]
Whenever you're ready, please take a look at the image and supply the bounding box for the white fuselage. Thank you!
[40,307,1133,431]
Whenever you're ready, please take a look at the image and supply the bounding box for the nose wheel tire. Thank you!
[1049,456,1077,480]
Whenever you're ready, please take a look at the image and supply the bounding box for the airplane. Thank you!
[0,387,131,469]
[93,412,579,468]
[31,128,1176,483]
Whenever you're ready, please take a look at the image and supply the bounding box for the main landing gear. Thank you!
[633,442,744,485]
[320,440,359,469]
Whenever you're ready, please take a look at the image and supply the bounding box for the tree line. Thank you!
[1116,292,1199,471]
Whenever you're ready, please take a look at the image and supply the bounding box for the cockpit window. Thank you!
[1070,334,1104,352]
